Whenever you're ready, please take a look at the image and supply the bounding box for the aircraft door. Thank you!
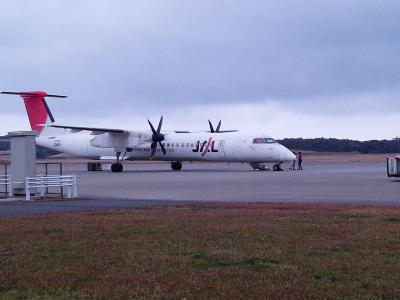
[87,138,95,157]
[267,146,273,160]
[218,140,226,158]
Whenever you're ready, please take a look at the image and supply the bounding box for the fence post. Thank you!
[40,176,45,197]
[72,175,78,198]
[25,177,31,201]
[8,175,13,197]
[67,184,72,198]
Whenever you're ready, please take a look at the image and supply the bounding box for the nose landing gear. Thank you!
[273,163,283,171]
[249,162,268,171]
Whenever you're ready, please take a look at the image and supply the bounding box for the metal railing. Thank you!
[0,175,13,197]
[25,175,78,201]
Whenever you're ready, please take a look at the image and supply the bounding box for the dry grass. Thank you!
[1,203,400,299]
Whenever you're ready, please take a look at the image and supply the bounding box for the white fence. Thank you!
[26,175,78,201]
[0,175,13,197]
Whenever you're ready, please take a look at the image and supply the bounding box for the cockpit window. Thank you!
[253,138,266,144]
[253,137,277,144]
[265,138,277,144]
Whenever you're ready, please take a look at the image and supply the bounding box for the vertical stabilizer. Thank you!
[1,91,67,135]
[21,91,49,132]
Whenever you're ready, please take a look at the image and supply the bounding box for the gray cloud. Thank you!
[1,0,400,138]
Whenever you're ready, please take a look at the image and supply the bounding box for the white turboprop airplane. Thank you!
[2,91,295,172]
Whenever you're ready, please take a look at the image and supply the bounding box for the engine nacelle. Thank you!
[90,132,140,148]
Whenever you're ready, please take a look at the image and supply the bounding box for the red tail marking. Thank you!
[21,91,48,132]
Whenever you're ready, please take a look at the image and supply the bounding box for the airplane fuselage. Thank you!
[37,130,295,164]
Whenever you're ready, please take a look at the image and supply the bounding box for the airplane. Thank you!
[1,91,296,172]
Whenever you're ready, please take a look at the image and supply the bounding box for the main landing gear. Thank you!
[111,162,123,172]
[171,161,182,171]
[273,163,283,171]
[111,151,125,173]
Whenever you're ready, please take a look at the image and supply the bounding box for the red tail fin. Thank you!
[1,91,66,134]
[21,91,49,132]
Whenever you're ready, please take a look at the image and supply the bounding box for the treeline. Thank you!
[279,138,400,154]
[0,138,60,159]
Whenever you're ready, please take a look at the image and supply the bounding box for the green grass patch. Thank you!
[313,270,347,283]
[385,256,400,265]
[191,252,278,271]
[385,216,400,223]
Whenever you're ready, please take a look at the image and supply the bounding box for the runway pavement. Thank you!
[1,160,399,216]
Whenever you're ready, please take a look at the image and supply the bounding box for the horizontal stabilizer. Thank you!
[1,91,67,98]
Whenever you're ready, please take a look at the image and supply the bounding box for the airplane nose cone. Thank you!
[288,150,296,161]
[278,145,296,162]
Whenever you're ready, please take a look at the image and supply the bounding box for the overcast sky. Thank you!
[1,0,400,140]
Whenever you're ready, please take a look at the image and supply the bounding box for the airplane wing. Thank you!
[207,130,238,133]
[48,124,127,134]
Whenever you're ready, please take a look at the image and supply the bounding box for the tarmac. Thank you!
[1,160,399,217]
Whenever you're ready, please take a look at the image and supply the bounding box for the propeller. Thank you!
[208,119,238,133]
[208,120,222,133]
[147,116,166,158]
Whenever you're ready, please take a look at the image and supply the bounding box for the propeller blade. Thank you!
[157,116,163,133]
[150,142,157,158]
[208,120,214,133]
[159,141,166,155]
[147,119,157,135]
[216,120,221,132]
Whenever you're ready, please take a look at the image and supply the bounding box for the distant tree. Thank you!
[279,138,400,154]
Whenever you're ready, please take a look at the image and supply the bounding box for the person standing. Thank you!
[298,152,303,170]
[291,152,296,170]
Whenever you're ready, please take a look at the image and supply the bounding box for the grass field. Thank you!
[1,203,400,299]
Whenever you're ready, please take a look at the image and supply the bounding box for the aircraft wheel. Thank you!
[111,163,123,172]
[273,164,283,171]
[171,161,182,171]
[258,164,267,171]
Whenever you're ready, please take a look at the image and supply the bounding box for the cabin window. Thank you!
[167,143,170,147]
[186,143,190,147]
[253,138,266,144]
